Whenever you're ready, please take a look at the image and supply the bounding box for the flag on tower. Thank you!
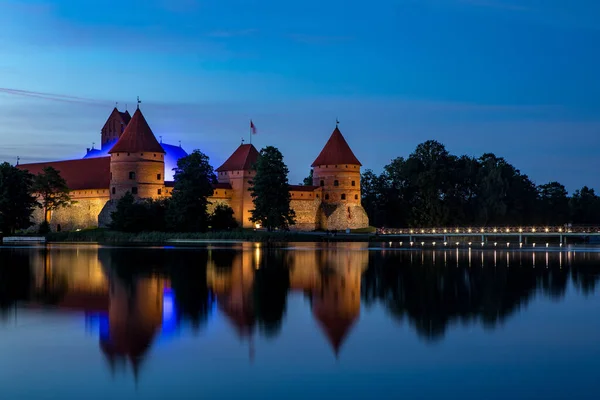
[250,120,257,134]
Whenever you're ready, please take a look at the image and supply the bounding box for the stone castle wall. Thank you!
[28,195,110,232]
[318,203,369,231]
[290,198,321,231]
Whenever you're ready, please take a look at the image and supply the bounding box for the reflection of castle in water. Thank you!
[206,243,368,356]
[14,245,600,378]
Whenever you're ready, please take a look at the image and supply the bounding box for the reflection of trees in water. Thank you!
[361,250,600,341]
[253,250,289,338]
[0,248,32,316]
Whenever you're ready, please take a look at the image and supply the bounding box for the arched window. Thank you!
[158,189,162,195]
[341,194,346,200]
[320,180,324,187]
[351,180,356,186]
[129,171,136,180]
[355,194,358,200]
[334,180,339,186]
[157,173,161,180]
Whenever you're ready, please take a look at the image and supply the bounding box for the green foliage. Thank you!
[110,192,169,233]
[32,166,74,222]
[0,162,37,234]
[361,140,596,227]
[38,221,51,234]
[250,146,295,231]
[302,169,314,186]
[166,150,216,232]
[210,203,238,231]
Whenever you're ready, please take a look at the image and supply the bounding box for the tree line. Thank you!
[361,140,600,228]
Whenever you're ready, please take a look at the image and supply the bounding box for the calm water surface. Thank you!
[1,243,599,399]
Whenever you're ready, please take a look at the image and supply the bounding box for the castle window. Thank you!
[355,194,358,200]
[352,180,356,186]
[325,194,329,200]
[132,187,138,195]
[112,187,116,194]
[157,173,161,180]
[346,165,348,168]
[110,172,113,180]
[129,171,136,180]
[154,154,156,157]
[320,180,324,187]
[158,189,162,195]
[334,180,339,186]
[335,165,338,168]
[341,194,346,200]
[316,194,319,198]
[127,152,130,156]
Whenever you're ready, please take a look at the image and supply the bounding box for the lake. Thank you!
[1,243,599,399]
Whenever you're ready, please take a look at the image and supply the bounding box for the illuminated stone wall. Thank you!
[290,198,321,231]
[319,203,370,231]
[28,192,110,232]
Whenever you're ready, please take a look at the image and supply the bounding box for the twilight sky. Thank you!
[0,0,599,191]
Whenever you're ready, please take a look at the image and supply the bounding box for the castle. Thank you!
[17,106,369,231]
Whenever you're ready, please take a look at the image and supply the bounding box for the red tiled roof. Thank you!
[17,157,110,190]
[102,107,131,131]
[214,182,233,189]
[109,108,164,154]
[289,185,319,192]
[216,144,259,172]
[312,127,361,167]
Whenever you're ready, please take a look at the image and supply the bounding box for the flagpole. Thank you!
[249,119,252,145]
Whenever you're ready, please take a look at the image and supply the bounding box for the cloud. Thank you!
[457,0,530,12]
[207,29,258,38]
[288,33,353,44]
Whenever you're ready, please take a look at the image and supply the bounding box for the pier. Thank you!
[377,226,600,247]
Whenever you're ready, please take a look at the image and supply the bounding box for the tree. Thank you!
[537,182,569,225]
[32,166,74,223]
[0,162,37,234]
[250,146,295,231]
[302,169,314,186]
[111,192,169,232]
[570,187,600,224]
[210,204,238,231]
[166,150,216,232]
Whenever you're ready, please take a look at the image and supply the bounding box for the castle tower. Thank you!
[108,108,165,200]
[101,107,131,150]
[312,126,369,230]
[216,144,259,228]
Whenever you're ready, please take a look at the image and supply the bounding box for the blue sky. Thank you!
[1,0,599,191]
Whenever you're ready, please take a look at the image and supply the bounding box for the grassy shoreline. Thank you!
[43,229,377,244]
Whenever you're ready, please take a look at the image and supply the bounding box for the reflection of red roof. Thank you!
[109,109,164,154]
[312,127,361,167]
[216,144,259,172]
[314,308,357,356]
[18,157,110,190]
[289,185,319,192]
[219,297,255,338]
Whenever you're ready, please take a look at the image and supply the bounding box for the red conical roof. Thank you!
[216,144,259,172]
[109,108,164,154]
[312,127,361,167]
